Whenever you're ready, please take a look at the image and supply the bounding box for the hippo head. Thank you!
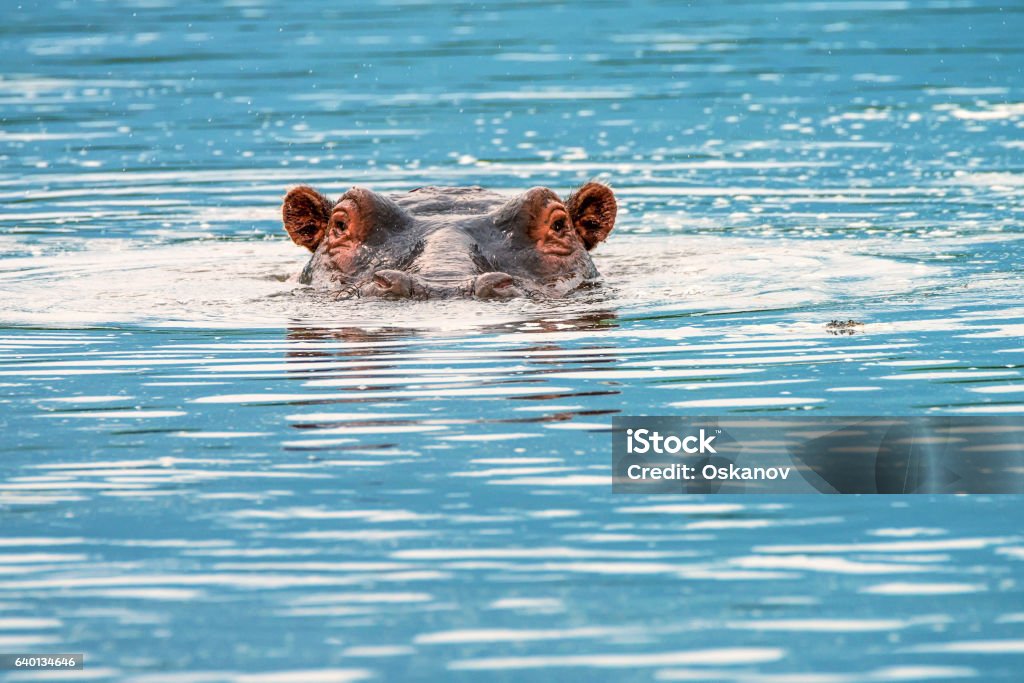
[281,183,617,299]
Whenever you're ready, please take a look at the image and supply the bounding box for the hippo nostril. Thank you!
[368,269,414,297]
[474,272,521,299]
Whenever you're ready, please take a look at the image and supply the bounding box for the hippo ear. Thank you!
[283,185,332,251]
[567,182,617,250]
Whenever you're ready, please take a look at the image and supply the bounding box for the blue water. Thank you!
[2,0,1023,680]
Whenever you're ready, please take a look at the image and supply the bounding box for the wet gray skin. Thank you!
[281,183,617,299]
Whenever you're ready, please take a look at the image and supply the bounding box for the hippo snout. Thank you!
[360,269,523,300]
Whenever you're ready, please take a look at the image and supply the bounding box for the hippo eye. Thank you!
[551,218,567,234]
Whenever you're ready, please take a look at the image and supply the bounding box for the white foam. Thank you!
[0,235,946,330]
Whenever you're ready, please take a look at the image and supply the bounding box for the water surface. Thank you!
[1,0,1023,680]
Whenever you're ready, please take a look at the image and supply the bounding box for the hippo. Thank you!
[281,183,617,299]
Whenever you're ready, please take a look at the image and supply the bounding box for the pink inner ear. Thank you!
[283,186,331,251]
[569,183,616,250]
